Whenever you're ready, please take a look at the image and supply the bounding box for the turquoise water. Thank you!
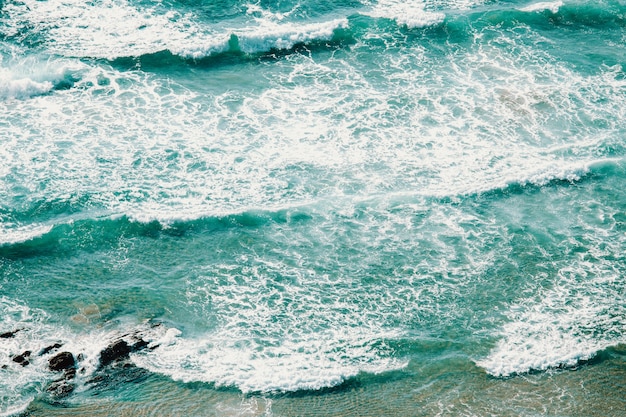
[1,0,626,415]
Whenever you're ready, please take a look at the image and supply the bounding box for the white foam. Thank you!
[175,18,348,59]
[134,328,408,393]
[430,158,595,198]
[519,1,563,13]
[432,0,488,9]
[1,0,195,59]
[2,0,348,60]
[363,0,445,28]
[0,56,83,100]
[234,18,348,54]
[477,229,626,377]
[0,76,53,100]
[0,223,53,246]
[1,4,625,226]
[0,298,49,416]
[0,300,405,396]
[0,400,33,417]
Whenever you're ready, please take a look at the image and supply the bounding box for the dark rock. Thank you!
[12,350,31,367]
[0,329,21,339]
[39,343,63,356]
[47,379,75,397]
[49,352,76,372]
[47,352,77,396]
[131,337,150,352]
[87,374,106,384]
[64,367,77,380]
[99,340,131,366]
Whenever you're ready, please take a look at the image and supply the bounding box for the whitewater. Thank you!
[1,0,625,415]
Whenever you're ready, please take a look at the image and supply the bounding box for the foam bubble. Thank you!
[233,18,349,54]
[0,401,33,417]
[0,0,198,59]
[1,0,625,226]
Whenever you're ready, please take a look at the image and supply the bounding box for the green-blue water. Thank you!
[1,0,626,415]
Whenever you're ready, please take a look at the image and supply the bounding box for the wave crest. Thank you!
[363,0,445,29]
[134,328,407,393]
[174,18,349,59]
[1,0,351,60]
[0,57,83,100]
[519,1,563,14]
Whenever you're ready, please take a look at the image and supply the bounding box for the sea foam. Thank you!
[0,56,82,100]
[476,211,626,377]
[0,223,54,246]
[133,328,408,393]
[176,18,349,59]
[519,1,564,13]
[2,0,349,60]
[363,0,445,28]
[0,76,53,100]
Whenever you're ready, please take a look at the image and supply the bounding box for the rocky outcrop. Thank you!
[47,351,77,397]
[5,321,165,400]
[99,340,132,367]
[48,351,76,372]
[98,335,154,367]
[47,378,76,397]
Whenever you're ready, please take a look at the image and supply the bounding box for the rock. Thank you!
[99,340,131,367]
[131,337,150,351]
[64,367,77,379]
[12,351,31,367]
[39,343,63,356]
[46,351,77,397]
[0,329,21,339]
[49,352,76,372]
[87,374,106,384]
[46,379,75,397]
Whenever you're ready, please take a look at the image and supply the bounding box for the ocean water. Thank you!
[1,0,626,415]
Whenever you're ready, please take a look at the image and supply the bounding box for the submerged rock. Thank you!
[49,351,76,372]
